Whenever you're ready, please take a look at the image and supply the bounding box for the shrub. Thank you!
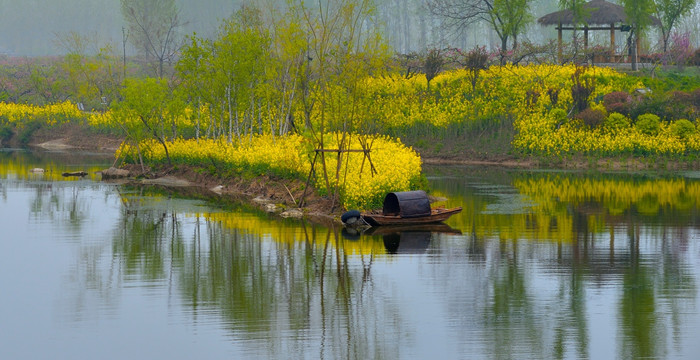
[692,88,700,108]
[603,91,632,115]
[17,120,42,145]
[635,113,661,135]
[0,125,13,143]
[671,119,695,139]
[629,93,670,120]
[668,91,695,120]
[571,66,595,113]
[671,90,693,105]
[575,107,606,129]
[605,112,630,132]
[692,48,700,66]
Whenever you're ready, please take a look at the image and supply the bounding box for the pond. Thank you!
[1,150,700,359]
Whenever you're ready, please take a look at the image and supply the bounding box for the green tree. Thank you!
[176,33,212,140]
[120,0,185,78]
[264,7,308,137]
[424,48,443,91]
[217,6,270,143]
[290,0,390,208]
[115,77,174,167]
[654,0,697,52]
[558,0,589,57]
[55,31,122,110]
[620,0,656,70]
[426,0,533,63]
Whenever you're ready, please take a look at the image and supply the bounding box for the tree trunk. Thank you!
[631,31,638,71]
[500,36,509,65]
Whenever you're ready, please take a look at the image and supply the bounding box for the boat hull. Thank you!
[362,207,462,226]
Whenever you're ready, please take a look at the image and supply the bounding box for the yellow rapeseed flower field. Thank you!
[0,101,84,128]
[118,134,423,210]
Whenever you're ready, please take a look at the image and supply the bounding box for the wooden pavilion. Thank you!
[538,0,661,63]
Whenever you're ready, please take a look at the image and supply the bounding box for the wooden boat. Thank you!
[362,206,462,226]
[348,190,462,226]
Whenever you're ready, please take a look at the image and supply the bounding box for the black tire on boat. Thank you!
[341,210,361,225]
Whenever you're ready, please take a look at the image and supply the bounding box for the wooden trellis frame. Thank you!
[298,147,376,209]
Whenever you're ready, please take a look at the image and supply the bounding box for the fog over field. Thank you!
[0,0,699,56]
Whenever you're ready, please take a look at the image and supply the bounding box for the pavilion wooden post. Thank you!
[584,26,589,51]
[557,23,563,63]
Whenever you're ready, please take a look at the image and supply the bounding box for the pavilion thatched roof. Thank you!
[538,0,660,26]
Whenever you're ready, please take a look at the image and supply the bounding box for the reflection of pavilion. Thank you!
[538,0,661,64]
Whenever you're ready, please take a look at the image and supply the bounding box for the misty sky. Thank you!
[1,0,699,57]
[0,0,243,56]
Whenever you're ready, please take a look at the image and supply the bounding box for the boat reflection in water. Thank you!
[344,224,462,254]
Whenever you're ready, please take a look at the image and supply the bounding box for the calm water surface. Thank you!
[2,150,700,359]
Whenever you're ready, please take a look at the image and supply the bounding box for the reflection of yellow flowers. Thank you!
[0,158,104,182]
[514,174,700,217]
[118,133,422,210]
[437,173,700,244]
[200,211,388,256]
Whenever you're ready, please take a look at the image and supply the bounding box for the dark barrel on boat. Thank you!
[383,190,431,218]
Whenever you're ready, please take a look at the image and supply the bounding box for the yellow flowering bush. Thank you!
[117,133,423,210]
[309,134,424,209]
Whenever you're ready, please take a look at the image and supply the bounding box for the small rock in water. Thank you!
[210,185,225,194]
[265,204,278,213]
[30,168,45,173]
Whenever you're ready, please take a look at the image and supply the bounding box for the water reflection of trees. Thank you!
[427,167,698,359]
[109,197,400,359]
[43,165,700,358]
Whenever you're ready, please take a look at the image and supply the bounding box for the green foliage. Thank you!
[550,108,568,126]
[669,90,697,120]
[628,92,666,120]
[671,119,696,138]
[655,0,697,51]
[115,77,174,165]
[0,125,13,142]
[635,113,661,135]
[605,112,631,132]
[491,0,533,50]
[635,67,700,92]
[558,0,589,26]
[17,120,42,145]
